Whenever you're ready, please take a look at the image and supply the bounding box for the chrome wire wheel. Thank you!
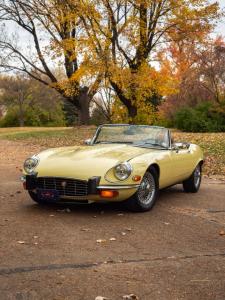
[137,172,156,205]
[194,165,201,188]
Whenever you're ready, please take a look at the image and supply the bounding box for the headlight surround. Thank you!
[114,162,132,181]
[23,157,39,174]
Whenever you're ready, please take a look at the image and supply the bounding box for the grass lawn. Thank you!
[0,126,224,178]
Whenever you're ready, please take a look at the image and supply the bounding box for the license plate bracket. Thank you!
[37,189,59,202]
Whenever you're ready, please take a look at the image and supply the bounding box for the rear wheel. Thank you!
[183,163,202,193]
[125,167,159,212]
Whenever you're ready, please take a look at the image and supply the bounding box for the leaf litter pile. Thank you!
[0,127,224,179]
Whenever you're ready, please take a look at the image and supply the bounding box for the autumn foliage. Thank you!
[0,0,223,126]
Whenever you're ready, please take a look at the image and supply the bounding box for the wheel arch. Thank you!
[197,159,204,170]
[147,163,160,179]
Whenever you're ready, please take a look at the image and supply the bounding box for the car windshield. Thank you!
[93,125,170,148]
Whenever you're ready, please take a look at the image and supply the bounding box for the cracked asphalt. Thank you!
[0,140,225,300]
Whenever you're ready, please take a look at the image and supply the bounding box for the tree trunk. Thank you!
[78,87,90,125]
[109,80,138,124]
[127,104,137,124]
[66,88,90,125]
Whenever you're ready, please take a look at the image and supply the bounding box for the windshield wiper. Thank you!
[134,142,167,149]
[95,141,133,144]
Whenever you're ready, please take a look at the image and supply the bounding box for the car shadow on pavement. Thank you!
[22,184,185,216]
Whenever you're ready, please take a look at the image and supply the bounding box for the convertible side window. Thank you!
[155,129,170,148]
[164,130,170,148]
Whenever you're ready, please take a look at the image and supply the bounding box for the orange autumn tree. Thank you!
[158,35,225,121]
[157,33,209,120]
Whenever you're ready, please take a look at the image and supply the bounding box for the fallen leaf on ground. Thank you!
[122,294,139,300]
[109,237,116,241]
[17,241,25,244]
[81,228,90,232]
[96,239,107,243]
[121,232,126,236]
[219,230,225,236]
[95,296,109,300]
[125,227,132,231]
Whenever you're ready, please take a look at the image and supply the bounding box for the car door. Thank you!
[169,145,193,182]
[154,130,193,188]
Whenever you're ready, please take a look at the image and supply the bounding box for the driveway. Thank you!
[0,140,224,300]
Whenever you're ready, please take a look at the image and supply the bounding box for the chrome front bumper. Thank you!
[97,184,140,190]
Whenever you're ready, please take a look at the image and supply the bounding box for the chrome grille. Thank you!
[36,177,88,197]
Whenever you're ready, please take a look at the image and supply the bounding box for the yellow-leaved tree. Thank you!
[75,0,221,123]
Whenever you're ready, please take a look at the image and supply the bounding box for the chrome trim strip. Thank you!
[97,184,140,190]
[34,175,87,182]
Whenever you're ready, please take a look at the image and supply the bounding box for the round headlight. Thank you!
[23,157,39,174]
[114,162,132,181]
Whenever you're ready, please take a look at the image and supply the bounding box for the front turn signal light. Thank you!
[132,175,142,182]
[100,190,119,198]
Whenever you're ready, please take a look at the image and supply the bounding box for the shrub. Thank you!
[174,102,225,132]
[0,104,66,127]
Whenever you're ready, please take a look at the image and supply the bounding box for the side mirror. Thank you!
[172,142,190,152]
[171,145,179,153]
[84,139,92,145]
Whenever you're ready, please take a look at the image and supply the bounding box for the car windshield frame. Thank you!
[91,124,171,149]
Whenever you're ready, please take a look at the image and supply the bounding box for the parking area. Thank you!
[0,140,225,300]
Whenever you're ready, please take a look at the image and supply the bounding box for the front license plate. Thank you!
[37,189,59,202]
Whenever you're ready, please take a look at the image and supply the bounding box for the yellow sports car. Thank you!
[22,124,203,212]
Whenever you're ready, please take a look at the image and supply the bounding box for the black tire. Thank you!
[183,163,202,193]
[28,191,46,204]
[124,167,159,212]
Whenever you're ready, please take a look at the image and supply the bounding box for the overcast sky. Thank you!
[216,0,225,35]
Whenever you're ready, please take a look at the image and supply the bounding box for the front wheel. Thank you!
[124,168,159,212]
[183,163,202,193]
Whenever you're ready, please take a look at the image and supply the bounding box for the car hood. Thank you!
[34,144,152,180]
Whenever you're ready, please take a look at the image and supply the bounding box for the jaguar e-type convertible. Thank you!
[22,124,203,212]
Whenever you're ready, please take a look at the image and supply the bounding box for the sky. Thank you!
[216,0,225,35]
